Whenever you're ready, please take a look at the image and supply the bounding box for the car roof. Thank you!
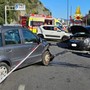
[0,25,23,32]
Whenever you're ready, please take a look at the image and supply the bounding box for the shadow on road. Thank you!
[56,41,69,48]
[54,50,68,57]
[72,52,90,58]
[50,61,90,69]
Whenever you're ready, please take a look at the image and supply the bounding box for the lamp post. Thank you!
[67,0,69,26]
[86,14,88,26]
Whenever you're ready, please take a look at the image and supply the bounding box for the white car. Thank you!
[37,25,72,41]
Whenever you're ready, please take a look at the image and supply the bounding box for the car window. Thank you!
[4,29,21,45]
[54,26,61,31]
[43,26,50,30]
[43,26,54,31]
[22,29,38,44]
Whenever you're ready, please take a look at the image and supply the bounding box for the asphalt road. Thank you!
[0,41,90,90]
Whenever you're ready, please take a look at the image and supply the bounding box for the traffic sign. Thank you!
[15,3,26,10]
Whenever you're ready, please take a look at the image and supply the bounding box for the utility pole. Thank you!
[86,14,88,26]
[70,6,72,17]
[67,0,69,26]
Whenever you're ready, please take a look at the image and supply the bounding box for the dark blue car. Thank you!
[68,25,90,50]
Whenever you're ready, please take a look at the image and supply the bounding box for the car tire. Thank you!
[42,51,51,66]
[38,34,44,39]
[0,62,10,82]
[61,36,69,42]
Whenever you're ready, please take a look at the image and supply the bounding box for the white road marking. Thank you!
[18,84,25,90]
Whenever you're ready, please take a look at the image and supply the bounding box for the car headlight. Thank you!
[84,38,90,45]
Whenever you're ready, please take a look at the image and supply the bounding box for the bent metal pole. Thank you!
[0,43,41,83]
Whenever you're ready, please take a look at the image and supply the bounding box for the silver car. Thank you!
[37,25,72,41]
[0,25,54,80]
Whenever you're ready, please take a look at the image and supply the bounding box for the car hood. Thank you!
[70,25,89,34]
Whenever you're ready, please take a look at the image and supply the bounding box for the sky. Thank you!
[40,0,90,19]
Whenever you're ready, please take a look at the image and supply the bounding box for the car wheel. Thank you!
[0,62,10,82]
[42,51,51,66]
[38,34,44,38]
[62,36,69,42]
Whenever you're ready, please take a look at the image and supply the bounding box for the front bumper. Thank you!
[68,40,88,50]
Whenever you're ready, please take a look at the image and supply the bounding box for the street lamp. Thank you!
[86,14,88,26]
[67,0,69,26]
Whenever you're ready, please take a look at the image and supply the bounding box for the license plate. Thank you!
[71,43,77,47]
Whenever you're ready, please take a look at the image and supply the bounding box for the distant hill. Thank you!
[0,0,52,24]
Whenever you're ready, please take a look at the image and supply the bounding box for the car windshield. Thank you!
[0,33,2,47]
[57,25,63,29]
[57,26,66,32]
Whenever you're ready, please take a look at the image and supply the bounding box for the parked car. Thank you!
[0,25,54,81]
[67,25,90,50]
[37,25,72,41]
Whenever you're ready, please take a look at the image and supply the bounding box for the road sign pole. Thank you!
[5,5,7,24]
[4,3,25,24]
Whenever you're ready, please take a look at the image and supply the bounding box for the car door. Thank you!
[21,28,43,65]
[3,28,29,68]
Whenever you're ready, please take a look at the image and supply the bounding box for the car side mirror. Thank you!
[36,36,45,44]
